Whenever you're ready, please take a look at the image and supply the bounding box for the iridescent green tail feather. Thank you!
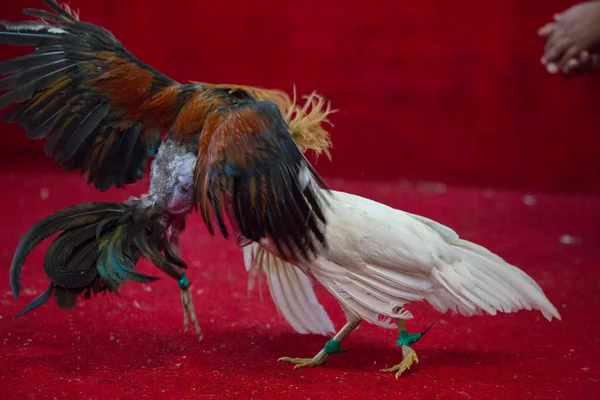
[10,199,187,318]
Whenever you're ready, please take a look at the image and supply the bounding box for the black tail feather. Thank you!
[16,282,53,319]
[10,199,187,317]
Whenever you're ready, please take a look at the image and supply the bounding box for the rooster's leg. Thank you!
[169,218,203,340]
[381,319,433,379]
[168,218,185,256]
[278,319,361,369]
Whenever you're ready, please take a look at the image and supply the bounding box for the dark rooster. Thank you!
[0,1,335,338]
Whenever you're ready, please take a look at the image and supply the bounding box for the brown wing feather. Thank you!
[2,1,332,262]
[0,1,211,191]
[194,100,329,261]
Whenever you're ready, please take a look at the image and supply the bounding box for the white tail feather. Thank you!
[242,243,336,336]
[427,239,561,321]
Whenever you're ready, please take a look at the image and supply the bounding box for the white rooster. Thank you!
[243,189,561,378]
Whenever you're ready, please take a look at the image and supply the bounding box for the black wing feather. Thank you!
[0,0,178,191]
[59,103,110,162]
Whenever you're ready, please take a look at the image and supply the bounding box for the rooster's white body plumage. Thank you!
[243,189,561,336]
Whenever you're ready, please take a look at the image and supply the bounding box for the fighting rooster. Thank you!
[243,190,561,378]
[0,0,335,337]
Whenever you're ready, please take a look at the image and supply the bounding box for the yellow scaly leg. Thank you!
[278,320,361,369]
[381,319,433,379]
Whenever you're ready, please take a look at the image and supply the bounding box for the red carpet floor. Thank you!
[0,160,599,400]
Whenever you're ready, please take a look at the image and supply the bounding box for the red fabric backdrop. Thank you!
[1,0,600,193]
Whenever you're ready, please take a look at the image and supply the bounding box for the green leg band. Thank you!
[323,339,342,354]
[178,273,190,290]
[396,323,435,347]
[396,330,423,347]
